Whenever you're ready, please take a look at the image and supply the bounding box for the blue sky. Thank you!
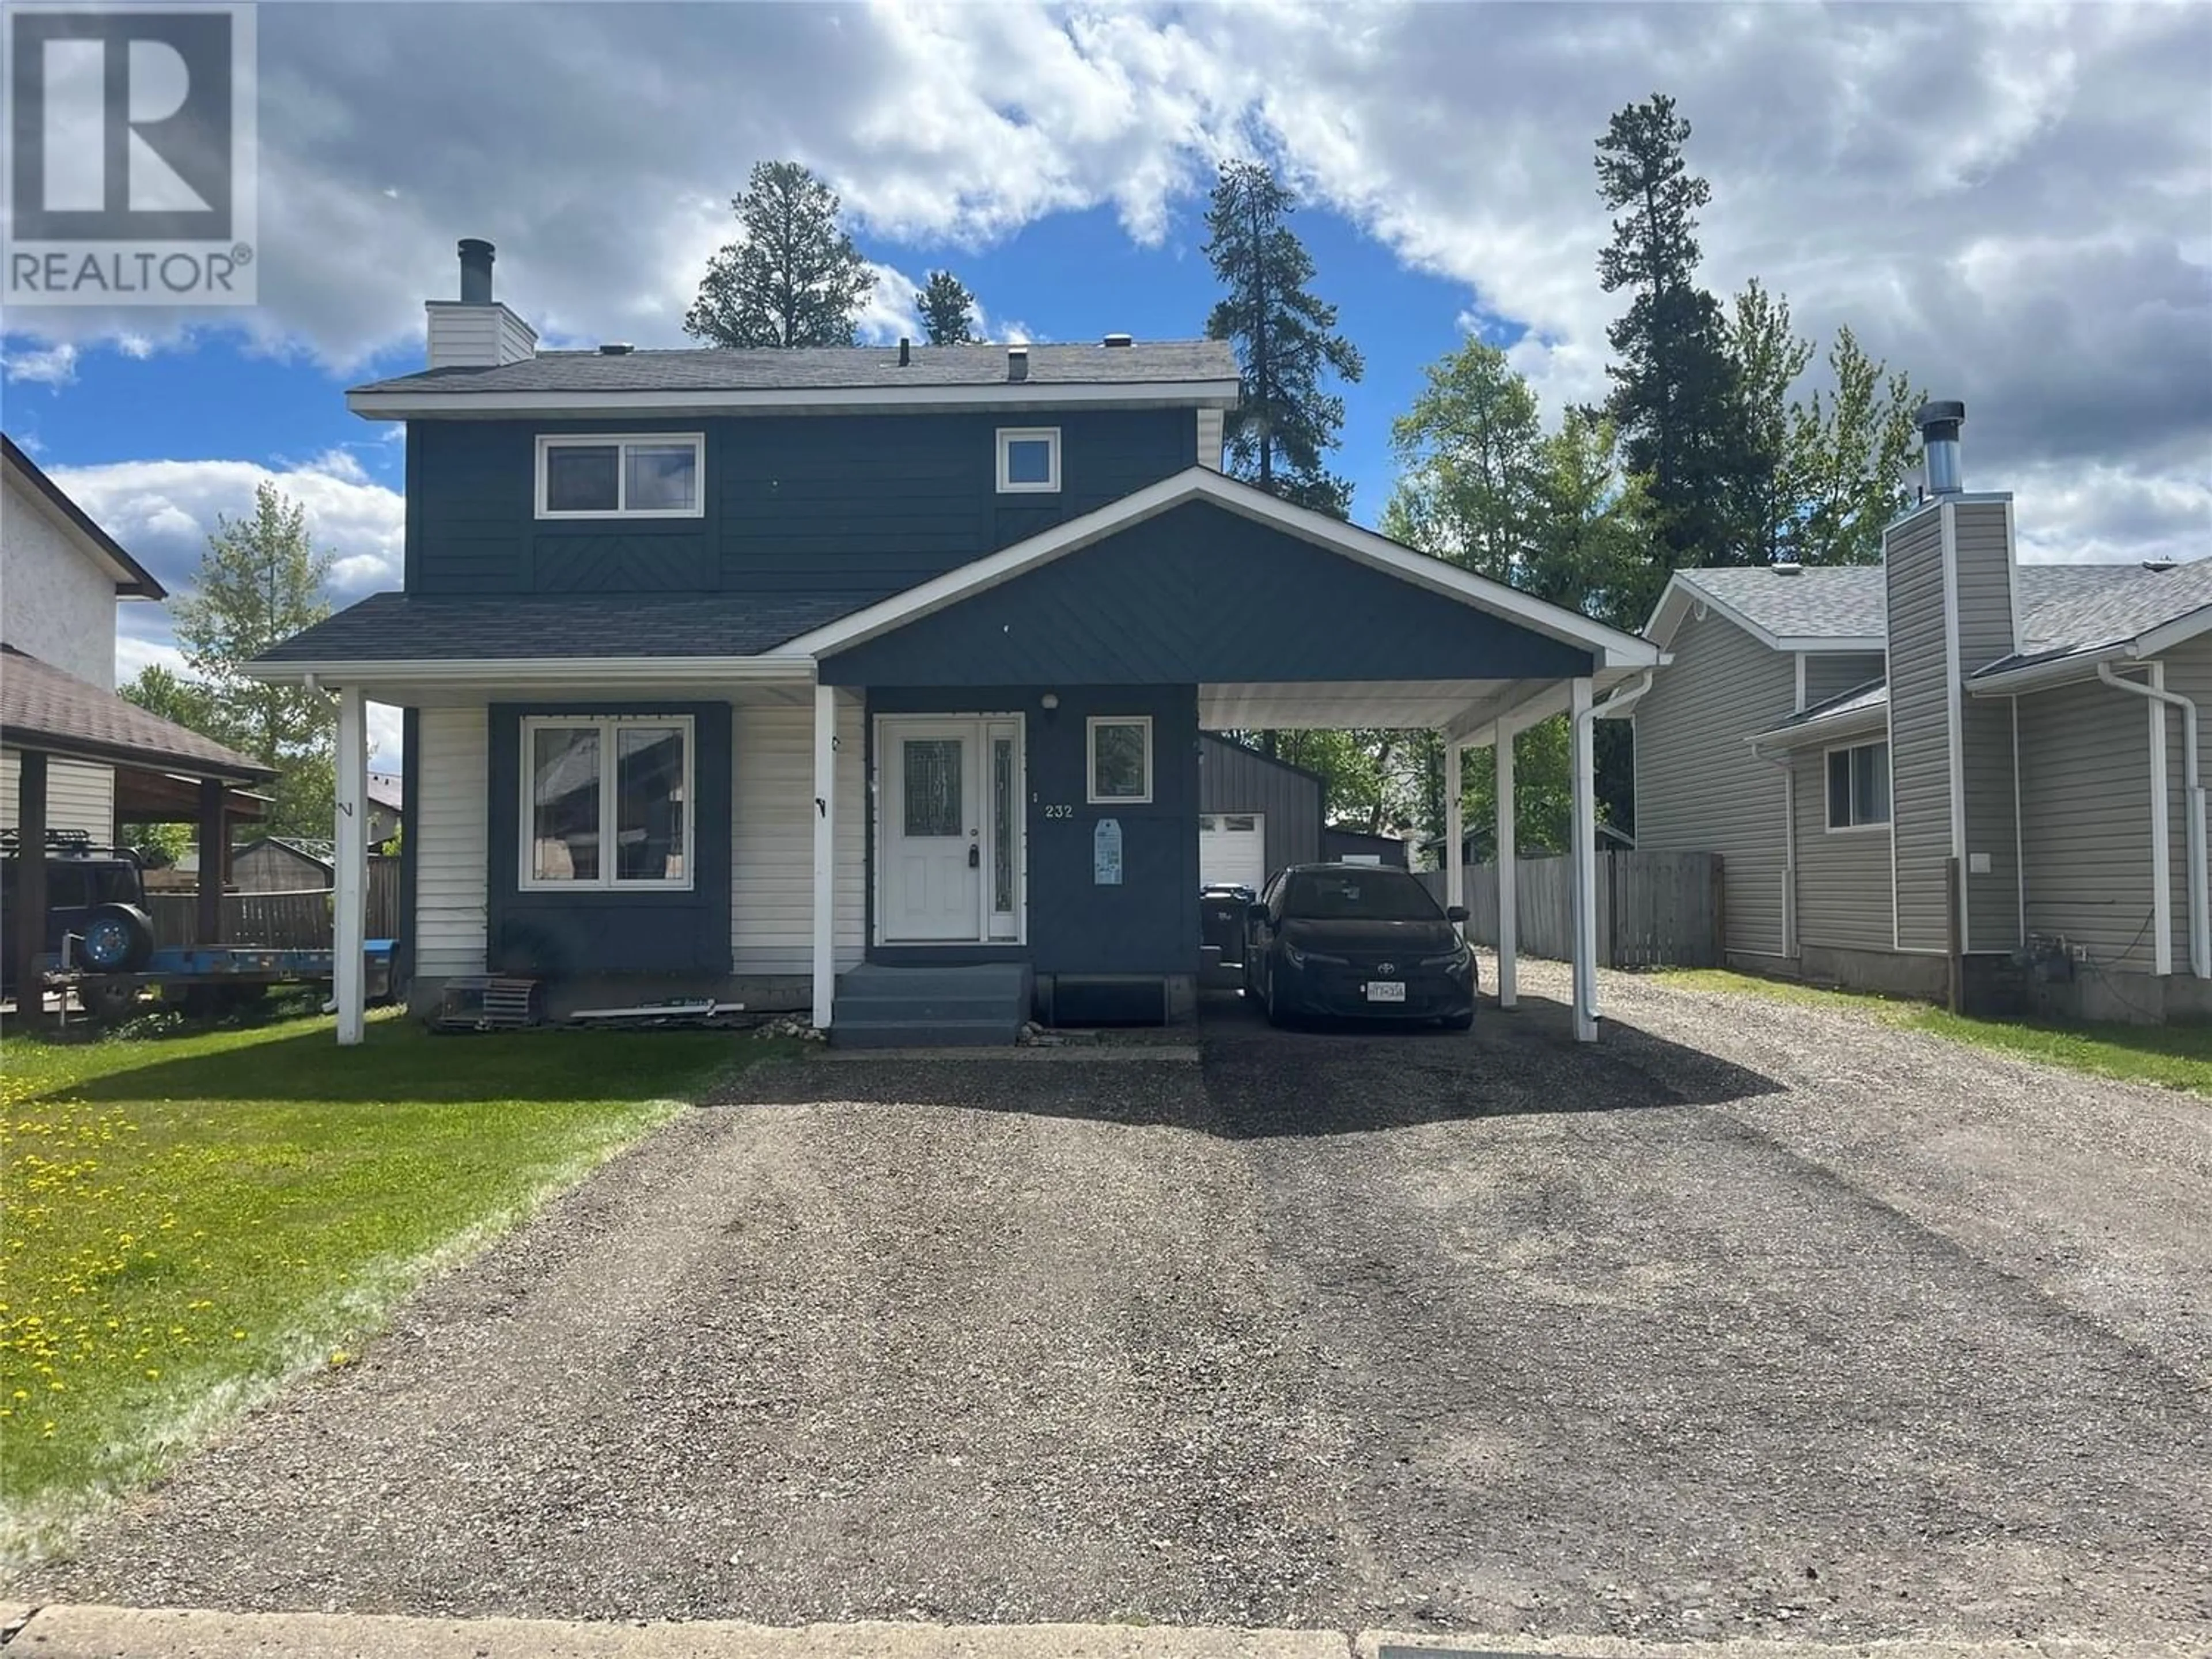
[3,1,2206,768]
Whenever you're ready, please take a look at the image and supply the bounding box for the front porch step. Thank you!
[830,963,1031,1049]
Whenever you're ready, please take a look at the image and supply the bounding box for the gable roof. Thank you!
[1647,559,2195,656]
[785,467,1663,671]
[1,435,165,599]
[349,340,1241,418]
[1,645,270,781]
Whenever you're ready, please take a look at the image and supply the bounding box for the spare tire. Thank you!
[79,903,154,972]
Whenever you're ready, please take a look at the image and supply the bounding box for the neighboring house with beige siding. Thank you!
[1639,402,2211,1023]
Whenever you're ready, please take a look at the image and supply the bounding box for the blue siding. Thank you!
[868,685,1200,978]
[484,701,733,978]
[822,503,1595,687]
[408,409,1197,598]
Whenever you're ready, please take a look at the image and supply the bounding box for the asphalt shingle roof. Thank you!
[351,339,1238,397]
[251,591,876,665]
[1677,562,2162,645]
[1,646,270,779]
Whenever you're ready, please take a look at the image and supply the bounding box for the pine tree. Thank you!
[685,161,874,349]
[1202,159,1364,517]
[170,483,335,839]
[1595,94,1743,605]
[915,270,978,346]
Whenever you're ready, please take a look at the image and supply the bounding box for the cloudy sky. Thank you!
[5,1,2208,760]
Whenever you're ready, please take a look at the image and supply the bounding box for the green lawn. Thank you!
[0,1013,787,1564]
[1657,968,2212,1095]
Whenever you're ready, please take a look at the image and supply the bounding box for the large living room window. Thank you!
[1825,739,1891,831]
[522,716,692,888]
[536,434,703,518]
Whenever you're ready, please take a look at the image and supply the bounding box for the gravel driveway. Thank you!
[17,961,2211,1646]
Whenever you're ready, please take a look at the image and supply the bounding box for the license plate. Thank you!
[1364,980,1406,1002]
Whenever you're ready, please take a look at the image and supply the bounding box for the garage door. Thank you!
[1199,813,1265,890]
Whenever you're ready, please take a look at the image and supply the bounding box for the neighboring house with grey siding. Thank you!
[1638,402,2212,1023]
[1196,733,1321,889]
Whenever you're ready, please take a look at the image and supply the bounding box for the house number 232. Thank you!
[1042,804,1074,819]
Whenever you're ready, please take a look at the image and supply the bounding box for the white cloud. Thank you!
[3,342,79,385]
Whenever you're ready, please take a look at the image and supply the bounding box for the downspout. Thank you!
[2096,662,2207,978]
[1751,744,1797,961]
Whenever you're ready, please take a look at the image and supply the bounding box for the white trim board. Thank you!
[350,378,1243,421]
[785,467,1663,669]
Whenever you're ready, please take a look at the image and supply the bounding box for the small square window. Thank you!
[1088,716,1152,805]
[997,427,1060,494]
[1825,740,1891,830]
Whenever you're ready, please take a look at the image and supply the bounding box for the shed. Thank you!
[1321,825,1408,868]
[1197,733,1321,888]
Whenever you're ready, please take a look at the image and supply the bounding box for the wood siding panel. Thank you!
[1198,734,1323,878]
[1791,745,1893,951]
[414,706,488,978]
[1885,504,1951,952]
[2017,677,2158,970]
[1631,608,1794,958]
[728,694,865,976]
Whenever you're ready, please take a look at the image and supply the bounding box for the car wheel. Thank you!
[78,904,153,972]
[1263,963,1292,1029]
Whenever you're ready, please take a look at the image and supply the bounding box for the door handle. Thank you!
[968,844,980,869]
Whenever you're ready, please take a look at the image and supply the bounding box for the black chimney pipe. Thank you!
[458,238,495,304]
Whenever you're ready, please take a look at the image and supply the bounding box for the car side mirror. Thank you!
[1446,904,1469,923]
[1248,902,1270,923]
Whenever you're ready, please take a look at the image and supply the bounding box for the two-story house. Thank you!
[251,239,1661,1044]
[1636,402,2212,1023]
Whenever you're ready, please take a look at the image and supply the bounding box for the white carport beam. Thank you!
[1569,676,1598,1042]
[1495,726,1517,1012]
[812,683,838,1029]
[1444,737,1464,932]
[334,684,368,1046]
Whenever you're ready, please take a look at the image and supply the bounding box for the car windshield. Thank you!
[1282,868,1441,922]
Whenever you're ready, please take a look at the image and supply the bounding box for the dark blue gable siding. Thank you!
[820,502,1597,686]
[868,685,1200,978]
[483,701,733,978]
[407,409,1197,599]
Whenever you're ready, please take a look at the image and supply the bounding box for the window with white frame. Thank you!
[996,427,1060,494]
[1825,739,1891,830]
[536,434,703,518]
[522,715,693,888]
[1087,715,1152,804]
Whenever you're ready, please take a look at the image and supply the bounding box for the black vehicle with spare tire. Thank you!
[1244,862,1476,1030]
[1,830,157,997]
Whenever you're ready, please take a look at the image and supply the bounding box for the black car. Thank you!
[1244,862,1476,1030]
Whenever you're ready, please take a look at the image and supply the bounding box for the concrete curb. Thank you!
[1,1609,2184,1659]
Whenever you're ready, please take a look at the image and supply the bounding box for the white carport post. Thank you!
[1444,737,1464,932]
[811,681,838,1031]
[1495,726,1518,1011]
[1568,676,1598,1042]
[333,684,368,1046]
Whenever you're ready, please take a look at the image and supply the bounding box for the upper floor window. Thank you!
[1825,740,1891,830]
[536,434,703,519]
[997,427,1060,494]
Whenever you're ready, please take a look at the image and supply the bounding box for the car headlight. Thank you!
[1419,942,1473,971]
[1281,942,1346,968]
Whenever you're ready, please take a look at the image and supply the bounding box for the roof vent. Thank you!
[1771,560,1804,575]
[597,342,634,355]
[898,336,911,368]
[1007,346,1029,383]
[2143,558,2179,573]
[1102,332,1134,348]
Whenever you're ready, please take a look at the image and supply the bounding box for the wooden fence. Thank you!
[150,863,402,950]
[1418,850,1722,968]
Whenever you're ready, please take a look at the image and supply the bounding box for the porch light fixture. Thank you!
[1040,692,1059,710]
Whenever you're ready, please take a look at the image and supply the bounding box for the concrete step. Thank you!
[831,1016,1025,1049]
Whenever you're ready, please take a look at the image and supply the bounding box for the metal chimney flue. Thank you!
[1918,399,1966,496]
[458,238,495,304]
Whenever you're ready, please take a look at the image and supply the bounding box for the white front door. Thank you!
[885,722,980,941]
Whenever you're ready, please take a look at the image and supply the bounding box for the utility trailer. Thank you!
[32,941,395,1022]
